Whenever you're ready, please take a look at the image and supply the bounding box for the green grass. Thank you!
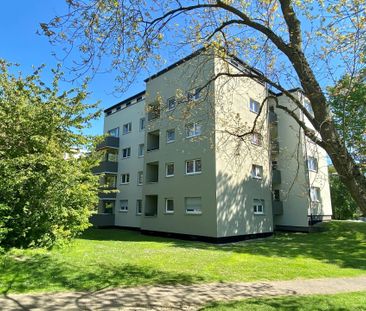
[200,291,366,310]
[0,221,365,294]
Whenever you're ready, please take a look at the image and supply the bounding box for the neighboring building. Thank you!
[91,49,332,242]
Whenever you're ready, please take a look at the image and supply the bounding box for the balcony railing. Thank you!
[90,213,115,227]
[271,141,280,153]
[96,136,119,150]
[272,200,283,215]
[272,169,282,184]
[92,161,118,174]
[269,111,278,123]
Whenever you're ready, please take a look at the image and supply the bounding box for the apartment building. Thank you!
[91,49,332,242]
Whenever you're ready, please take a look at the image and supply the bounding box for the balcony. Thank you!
[269,111,278,123]
[145,195,158,216]
[271,141,280,153]
[98,188,118,199]
[96,136,119,150]
[90,213,115,227]
[272,200,283,215]
[272,169,282,184]
[147,130,160,152]
[92,161,118,174]
[146,162,159,183]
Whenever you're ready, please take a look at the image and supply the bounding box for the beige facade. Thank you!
[92,50,332,240]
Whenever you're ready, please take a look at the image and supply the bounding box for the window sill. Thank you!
[252,176,262,180]
[166,140,175,144]
[186,172,202,176]
[165,175,174,178]
[164,211,175,215]
[120,183,130,185]
[119,210,128,213]
[186,211,202,215]
[138,155,144,158]
[186,135,201,139]
[254,213,265,215]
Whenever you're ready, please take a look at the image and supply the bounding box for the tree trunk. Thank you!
[287,49,366,216]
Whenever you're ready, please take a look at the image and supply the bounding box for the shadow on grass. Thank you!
[201,292,366,311]
[0,252,204,294]
[81,221,366,271]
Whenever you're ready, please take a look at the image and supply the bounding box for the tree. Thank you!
[329,166,360,219]
[41,0,366,215]
[328,72,366,172]
[0,61,101,248]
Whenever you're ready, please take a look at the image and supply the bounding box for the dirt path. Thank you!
[1,276,366,310]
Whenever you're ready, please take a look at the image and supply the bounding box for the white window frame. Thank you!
[138,144,144,157]
[122,122,132,134]
[165,162,175,177]
[167,97,176,111]
[165,198,174,214]
[310,187,321,202]
[185,122,202,138]
[108,127,119,137]
[185,197,202,215]
[166,129,176,143]
[251,132,262,146]
[251,164,263,179]
[136,199,142,215]
[253,199,264,215]
[137,171,143,185]
[120,200,128,212]
[139,118,145,131]
[120,173,130,184]
[185,159,202,175]
[307,157,318,172]
[249,98,260,114]
[122,147,131,159]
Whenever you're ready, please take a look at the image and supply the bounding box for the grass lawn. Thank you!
[201,291,366,310]
[0,221,365,294]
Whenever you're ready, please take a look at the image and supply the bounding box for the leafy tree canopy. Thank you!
[0,61,101,249]
[41,0,366,215]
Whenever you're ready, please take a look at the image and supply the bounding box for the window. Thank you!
[122,147,131,158]
[250,98,260,114]
[304,99,314,116]
[166,162,175,177]
[120,200,128,212]
[186,159,202,175]
[137,171,143,185]
[108,127,119,137]
[139,117,145,131]
[122,122,132,134]
[253,199,264,214]
[121,173,130,184]
[136,200,142,215]
[185,122,202,138]
[165,199,174,213]
[310,187,321,202]
[251,132,262,146]
[251,165,263,179]
[138,144,144,157]
[167,97,176,111]
[185,197,202,214]
[187,88,201,101]
[307,157,318,172]
[166,129,176,143]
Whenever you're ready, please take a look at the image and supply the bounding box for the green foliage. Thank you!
[201,291,366,311]
[0,221,365,294]
[0,60,101,249]
[328,73,366,168]
[329,167,360,220]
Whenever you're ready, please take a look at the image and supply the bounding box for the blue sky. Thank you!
[0,1,145,136]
